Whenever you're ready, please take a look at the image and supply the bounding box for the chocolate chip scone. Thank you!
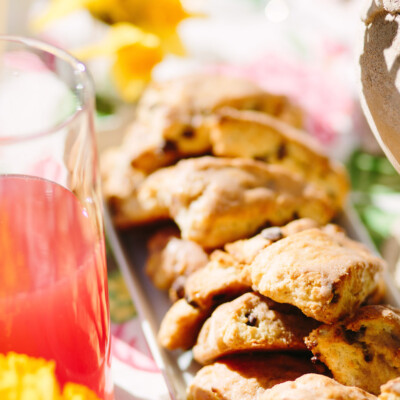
[138,157,336,248]
[305,305,400,395]
[251,228,385,323]
[187,353,319,400]
[158,220,342,352]
[145,226,209,293]
[379,378,400,400]
[193,292,320,365]
[182,219,322,309]
[126,74,303,173]
[209,107,349,209]
[261,374,377,400]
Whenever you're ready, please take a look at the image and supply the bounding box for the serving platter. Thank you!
[104,203,400,400]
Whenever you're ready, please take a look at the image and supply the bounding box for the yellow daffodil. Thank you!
[34,0,188,55]
[33,0,190,102]
[88,0,189,54]
[0,353,101,400]
[74,23,163,101]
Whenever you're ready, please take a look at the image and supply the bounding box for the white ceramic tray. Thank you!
[104,204,400,400]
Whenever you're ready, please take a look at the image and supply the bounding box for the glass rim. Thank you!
[0,35,94,144]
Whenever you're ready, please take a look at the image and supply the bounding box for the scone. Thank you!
[224,218,321,265]
[193,292,320,365]
[157,298,209,350]
[125,74,303,173]
[379,378,400,400]
[183,219,323,309]
[305,305,400,395]
[184,250,252,311]
[261,374,377,400]
[138,157,336,248]
[145,226,209,292]
[158,251,248,351]
[100,147,166,226]
[251,228,385,323]
[187,353,319,400]
[210,107,349,209]
[158,220,339,351]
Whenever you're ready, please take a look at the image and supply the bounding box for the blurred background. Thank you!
[4,0,400,288]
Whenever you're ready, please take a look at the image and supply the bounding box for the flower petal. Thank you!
[74,23,160,60]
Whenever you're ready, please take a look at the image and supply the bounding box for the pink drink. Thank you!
[0,175,112,399]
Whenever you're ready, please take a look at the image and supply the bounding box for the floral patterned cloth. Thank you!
[107,258,169,399]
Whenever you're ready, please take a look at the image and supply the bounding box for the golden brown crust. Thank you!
[126,75,303,173]
[158,251,250,351]
[187,353,319,400]
[224,218,321,265]
[157,299,208,350]
[305,305,400,395]
[184,250,251,311]
[251,228,385,323]
[209,107,349,209]
[122,120,181,173]
[261,374,377,400]
[192,292,320,365]
[100,146,169,227]
[145,226,209,291]
[138,157,336,248]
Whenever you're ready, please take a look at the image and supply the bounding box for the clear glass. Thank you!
[0,36,113,399]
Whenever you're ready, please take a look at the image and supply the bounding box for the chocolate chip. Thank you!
[343,326,366,344]
[261,227,283,242]
[181,128,195,139]
[343,330,356,344]
[330,288,340,304]
[277,143,287,160]
[292,212,300,220]
[361,343,373,362]
[185,295,199,308]
[245,312,258,327]
[169,276,186,302]
[162,140,178,153]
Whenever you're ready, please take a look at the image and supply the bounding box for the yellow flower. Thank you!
[34,0,188,54]
[0,353,101,400]
[89,0,188,37]
[74,23,163,101]
[89,0,189,55]
[33,0,189,101]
